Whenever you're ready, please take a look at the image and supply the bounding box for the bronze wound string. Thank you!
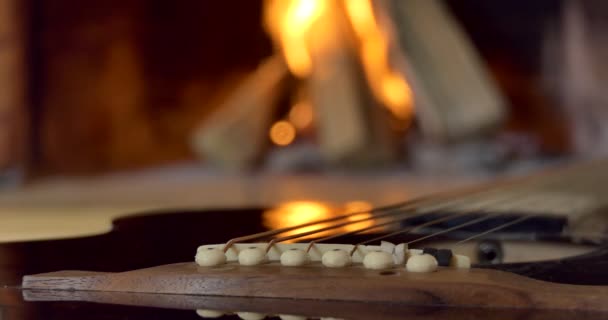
[222,160,607,252]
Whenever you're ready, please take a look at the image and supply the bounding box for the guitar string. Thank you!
[420,184,608,247]
[222,202,412,252]
[287,179,551,252]
[264,209,434,253]
[347,213,495,255]
[404,213,527,246]
[347,189,533,254]
[223,160,592,251]
[406,162,604,254]
[347,163,590,250]
[285,181,543,255]
[222,161,601,251]
[265,186,522,252]
[388,166,600,247]
[223,177,524,251]
[334,161,590,255]
[320,163,575,244]
[269,179,539,253]
[346,179,570,251]
[394,169,581,247]
[304,211,446,253]
[454,215,535,244]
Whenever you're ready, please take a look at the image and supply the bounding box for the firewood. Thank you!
[307,4,397,167]
[382,0,506,141]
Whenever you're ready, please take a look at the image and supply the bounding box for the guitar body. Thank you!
[0,209,605,319]
[3,161,608,319]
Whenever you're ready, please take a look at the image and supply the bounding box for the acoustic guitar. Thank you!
[3,160,608,320]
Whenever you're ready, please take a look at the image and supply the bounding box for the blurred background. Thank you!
[1,0,607,241]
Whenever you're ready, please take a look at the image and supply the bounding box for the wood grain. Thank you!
[21,289,607,320]
[22,262,608,312]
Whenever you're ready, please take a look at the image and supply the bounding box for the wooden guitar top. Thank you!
[22,262,608,312]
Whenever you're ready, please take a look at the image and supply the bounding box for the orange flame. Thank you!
[264,0,414,122]
[345,0,413,122]
[264,0,325,77]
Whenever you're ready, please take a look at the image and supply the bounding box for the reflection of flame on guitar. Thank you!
[263,200,376,242]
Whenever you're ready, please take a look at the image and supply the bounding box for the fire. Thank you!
[345,0,413,121]
[264,0,326,77]
[344,0,377,38]
[381,73,413,119]
[264,0,413,125]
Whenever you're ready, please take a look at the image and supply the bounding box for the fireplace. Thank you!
[0,0,593,180]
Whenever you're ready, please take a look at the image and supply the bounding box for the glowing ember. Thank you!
[269,120,297,146]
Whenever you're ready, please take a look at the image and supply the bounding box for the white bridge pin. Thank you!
[279,315,307,320]
[322,249,350,268]
[406,254,438,273]
[363,251,394,270]
[280,248,308,266]
[195,248,226,267]
[451,254,471,269]
[195,309,225,318]
[238,247,267,266]
[236,311,267,320]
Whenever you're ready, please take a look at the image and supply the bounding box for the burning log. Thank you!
[382,0,506,141]
[194,0,507,171]
[307,2,396,166]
